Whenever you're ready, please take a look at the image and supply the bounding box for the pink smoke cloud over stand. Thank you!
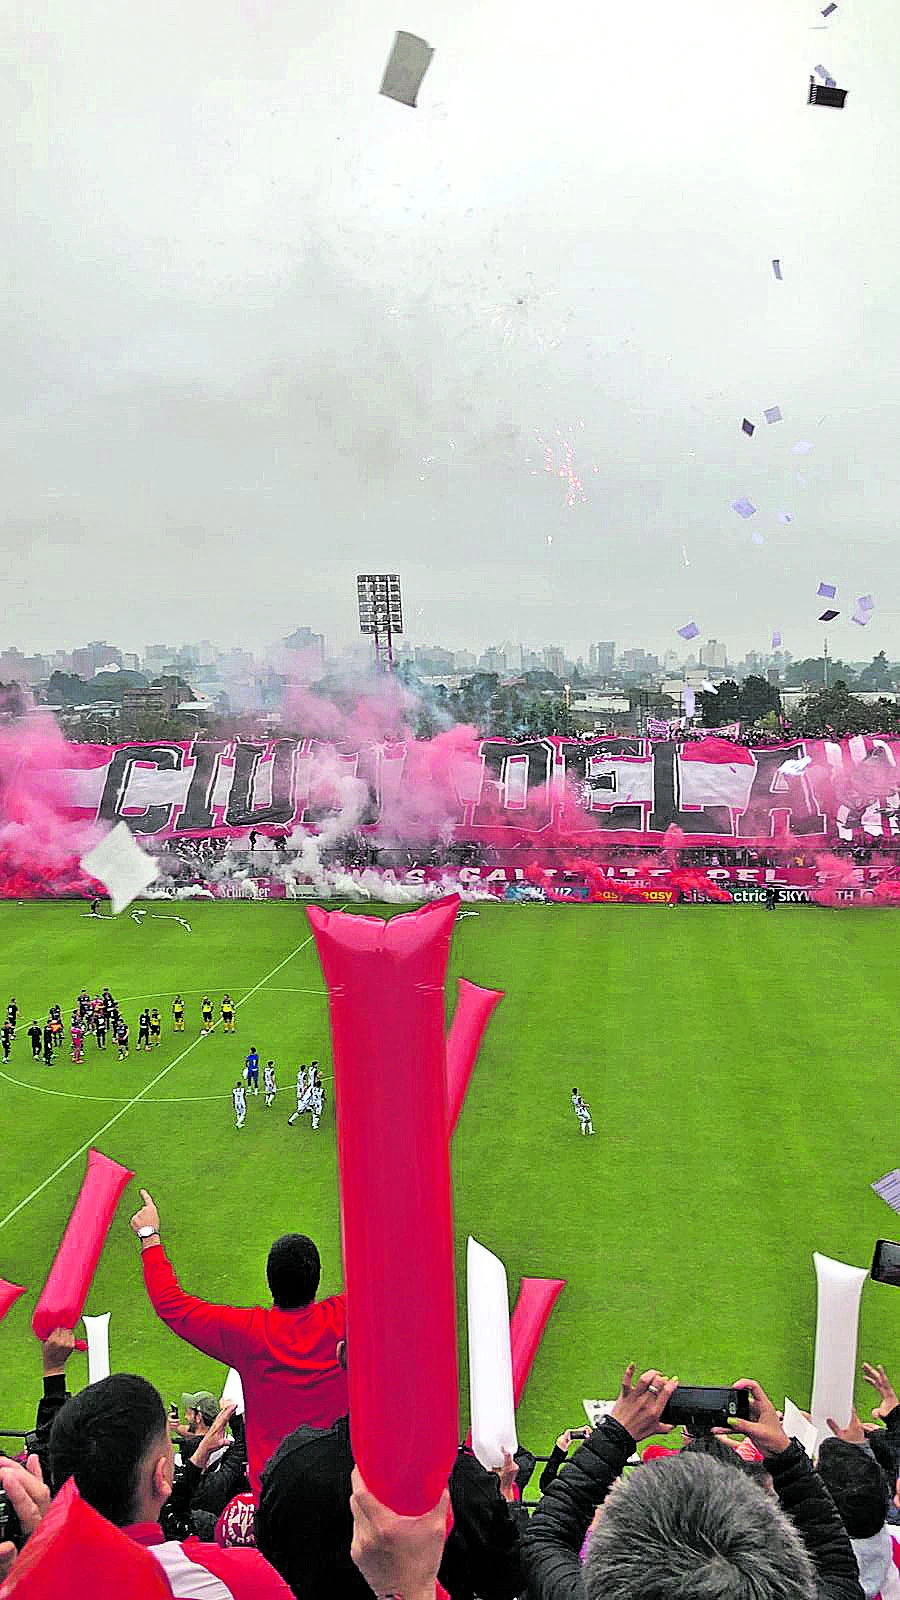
[308,897,459,1518]
[32,1149,134,1346]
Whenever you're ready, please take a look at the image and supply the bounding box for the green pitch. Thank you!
[1,900,898,1465]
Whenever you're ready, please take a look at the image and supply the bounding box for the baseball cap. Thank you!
[181,1390,219,1424]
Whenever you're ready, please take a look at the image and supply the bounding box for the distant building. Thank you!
[282,627,326,681]
[414,645,455,675]
[72,641,122,679]
[479,646,507,674]
[542,646,567,678]
[589,642,616,672]
[701,639,728,669]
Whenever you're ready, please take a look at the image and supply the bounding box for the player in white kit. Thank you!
[310,1075,325,1130]
[233,1080,246,1129]
[288,1065,308,1126]
[572,1087,594,1135]
[264,1060,277,1107]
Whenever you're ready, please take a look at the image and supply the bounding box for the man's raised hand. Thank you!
[129,1188,160,1236]
[610,1363,678,1443]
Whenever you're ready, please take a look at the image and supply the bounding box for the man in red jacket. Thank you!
[130,1188,348,1496]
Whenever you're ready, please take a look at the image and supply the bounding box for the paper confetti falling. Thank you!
[772,631,782,648]
[741,418,755,436]
[772,259,783,280]
[380,31,435,107]
[817,582,836,599]
[80,823,159,915]
[677,621,700,641]
[732,497,757,519]
[808,78,847,107]
[872,1170,900,1215]
[764,406,783,424]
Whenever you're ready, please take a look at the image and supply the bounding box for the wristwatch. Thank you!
[136,1225,159,1240]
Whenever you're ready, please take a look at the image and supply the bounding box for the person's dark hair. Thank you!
[49,1373,167,1526]
[817,1438,890,1539]
[682,1432,745,1468]
[584,1453,817,1599]
[267,1233,321,1308]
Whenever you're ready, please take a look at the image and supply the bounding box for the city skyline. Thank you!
[7,622,870,693]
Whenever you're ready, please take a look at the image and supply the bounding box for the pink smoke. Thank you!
[0,712,100,897]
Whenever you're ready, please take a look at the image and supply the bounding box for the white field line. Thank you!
[0,929,320,1233]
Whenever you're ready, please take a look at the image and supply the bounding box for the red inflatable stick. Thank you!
[510,1277,566,1407]
[308,897,459,1518]
[0,1278,26,1324]
[446,979,504,1135]
[32,1149,134,1343]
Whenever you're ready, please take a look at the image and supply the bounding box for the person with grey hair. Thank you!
[521,1365,863,1600]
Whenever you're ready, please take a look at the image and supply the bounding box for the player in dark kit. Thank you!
[137,1009,151,1051]
[116,1020,129,1059]
[28,1020,42,1060]
[43,1024,53,1066]
[765,885,778,911]
[95,1009,107,1049]
[7,999,17,1035]
[1,1022,12,1063]
[245,1046,260,1096]
[172,995,185,1032]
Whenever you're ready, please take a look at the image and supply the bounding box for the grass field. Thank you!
[1,899,899,1463]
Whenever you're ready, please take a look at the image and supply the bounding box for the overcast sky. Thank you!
[2,0,899,664]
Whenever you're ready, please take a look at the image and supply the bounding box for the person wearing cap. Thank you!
[130,1188,347,1497]
[171,1391,219,1461]
[162,1399,250,1542]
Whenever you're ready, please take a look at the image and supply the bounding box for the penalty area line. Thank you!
[0,929,319,1234]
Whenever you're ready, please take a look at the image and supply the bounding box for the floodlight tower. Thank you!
[356,574,404,672]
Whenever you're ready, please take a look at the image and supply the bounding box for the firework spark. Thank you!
[534,430,588,508]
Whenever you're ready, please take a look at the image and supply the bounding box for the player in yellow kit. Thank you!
[172,995,185,1032]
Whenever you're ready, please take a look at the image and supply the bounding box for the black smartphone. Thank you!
[660,1385,752,1430]
[871,1240,900,1287]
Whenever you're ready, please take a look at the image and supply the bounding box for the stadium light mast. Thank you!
[357,574,404,672]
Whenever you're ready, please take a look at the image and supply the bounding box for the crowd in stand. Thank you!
[3,1203,900,1596]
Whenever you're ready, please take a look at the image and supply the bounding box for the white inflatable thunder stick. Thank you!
[468,1236,518,1472]
[221,1367,245,1416]
[83,1313,111,1383]
[810,1252,868,1432]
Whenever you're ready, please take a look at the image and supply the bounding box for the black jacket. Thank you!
[33,1375,70,1484]
[161,1435,250,1541]
[521,1418,863,1600]
[256,1416,527,1600]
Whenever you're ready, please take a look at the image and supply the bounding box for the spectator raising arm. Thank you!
[131,1190,253,1366]
[522,1364,677,1600]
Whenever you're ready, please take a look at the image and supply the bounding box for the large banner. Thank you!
[62,733,900,847]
